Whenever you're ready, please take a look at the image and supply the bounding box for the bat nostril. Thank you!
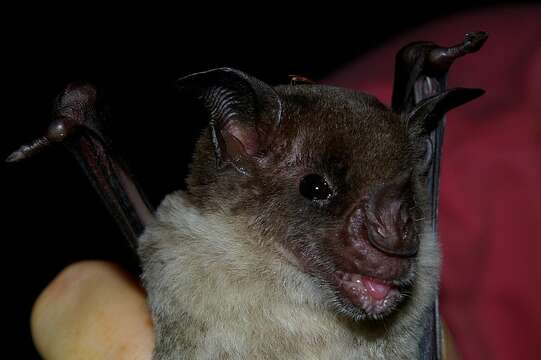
[366,222,419,258]
[361,198,419,258]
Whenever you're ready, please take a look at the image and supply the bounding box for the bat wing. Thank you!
[5,82,154,251]
[391,32,488,359]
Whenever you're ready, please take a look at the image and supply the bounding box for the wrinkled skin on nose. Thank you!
[362,174,420,258]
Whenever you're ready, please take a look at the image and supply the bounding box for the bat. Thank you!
[7,32,487,359]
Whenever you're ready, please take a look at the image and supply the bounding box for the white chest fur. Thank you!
[138,192,440,359]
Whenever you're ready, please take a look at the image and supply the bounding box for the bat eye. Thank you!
[299,174,332,201]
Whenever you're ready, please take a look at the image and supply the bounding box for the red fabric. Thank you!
[325,6,541,359]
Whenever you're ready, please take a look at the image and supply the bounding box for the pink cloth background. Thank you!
[325,5,541,359]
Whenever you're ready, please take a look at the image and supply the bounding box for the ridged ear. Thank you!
[407,87,484,133]
[177,67,282,175]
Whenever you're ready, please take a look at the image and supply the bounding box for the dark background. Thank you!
[2,2,534,358]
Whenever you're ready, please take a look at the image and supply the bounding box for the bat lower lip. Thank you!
[334,271,403,317]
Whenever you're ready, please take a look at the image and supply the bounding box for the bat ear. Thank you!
[406,87,485,134]
[177,67,282,175]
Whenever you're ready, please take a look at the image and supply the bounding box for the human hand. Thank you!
[31,261,154,360]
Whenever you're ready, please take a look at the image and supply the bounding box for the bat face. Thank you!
[260,85,425,320]
[185,79,430,321]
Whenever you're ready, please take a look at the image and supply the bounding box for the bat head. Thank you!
[178,68,482,320]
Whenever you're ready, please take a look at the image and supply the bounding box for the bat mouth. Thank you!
[332,270,411,319]
[276,236,414,320]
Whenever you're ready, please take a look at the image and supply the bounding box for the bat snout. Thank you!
[339,199,417,285]
[332,188,420,316]
[361,175,420,258]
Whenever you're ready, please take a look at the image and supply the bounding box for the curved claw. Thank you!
[6,82,154,249]
[462,31,489,52]
[392,31,488,113]
[5,83,101,163]
[427,31,488,72]
[5,137,49,163]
